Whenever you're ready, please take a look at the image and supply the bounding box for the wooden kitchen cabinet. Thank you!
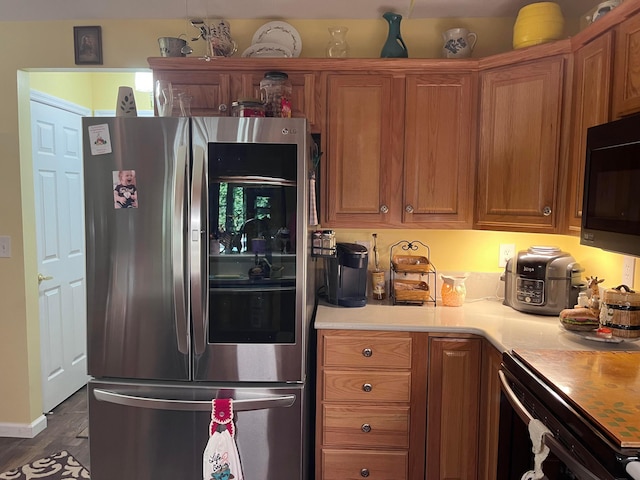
[478,340,503,480]
[476,56,566,233]
[426,336,482,480]
[151,69,233,117]
[324,74,399,226]
[403,73,477,228]
[613,13,640,118]
[147,58,320,130]
[324,70,476,228]
[566,32,613,233]
[316,330,427,480]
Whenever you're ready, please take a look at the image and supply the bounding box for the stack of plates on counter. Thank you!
[242,21,302,58]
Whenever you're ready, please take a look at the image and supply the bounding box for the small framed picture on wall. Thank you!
[74,26,103,65]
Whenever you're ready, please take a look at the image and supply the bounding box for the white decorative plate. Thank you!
[559,325,639,344]
[241,42,293,58]
[252,21,302,57]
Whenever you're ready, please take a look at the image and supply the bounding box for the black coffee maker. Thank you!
[326,243,368,307]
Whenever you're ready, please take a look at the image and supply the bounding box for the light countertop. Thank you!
[314,297,640,353]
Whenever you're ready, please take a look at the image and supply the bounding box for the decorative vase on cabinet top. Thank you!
[513,2,564,49]
[380,12,408,58]
[326,26,350,58]
[442,28,477,58]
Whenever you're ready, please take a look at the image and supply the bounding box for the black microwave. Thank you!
[581,113,640,257]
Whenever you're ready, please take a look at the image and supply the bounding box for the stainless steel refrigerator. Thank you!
[82,116,316,480]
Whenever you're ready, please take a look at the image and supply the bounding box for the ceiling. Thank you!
[1,0,600,21]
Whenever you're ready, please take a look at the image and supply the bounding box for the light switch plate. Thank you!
[0,236,11,258]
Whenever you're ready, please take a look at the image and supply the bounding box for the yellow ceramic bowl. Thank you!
[513,2,565,49]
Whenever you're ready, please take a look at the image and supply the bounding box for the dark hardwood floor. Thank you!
[0,386,89,474]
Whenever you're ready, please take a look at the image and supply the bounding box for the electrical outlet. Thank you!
[499,244,515,268]
[622,255,636,288]
[0,236,10,258]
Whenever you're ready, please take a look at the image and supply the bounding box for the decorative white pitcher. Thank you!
[442,28,477,58]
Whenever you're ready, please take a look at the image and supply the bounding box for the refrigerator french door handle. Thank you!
[212,286,297,293]
[93,388,295,412]
[191,145,207,355]
[174,144,189,355]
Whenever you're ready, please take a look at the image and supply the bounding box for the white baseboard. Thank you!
[0,414,47,438]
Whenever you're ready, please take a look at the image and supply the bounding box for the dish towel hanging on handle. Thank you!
[520,419,552,480]
[203,399,244,480]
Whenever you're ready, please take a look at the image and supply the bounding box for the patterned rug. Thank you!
[0,451,89,480]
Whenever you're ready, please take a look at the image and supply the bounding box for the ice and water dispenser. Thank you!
[325,242,369,307]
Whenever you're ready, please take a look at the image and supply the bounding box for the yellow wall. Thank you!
[333,229,635,285]
[0,12,620,428]
[29,72,154,111]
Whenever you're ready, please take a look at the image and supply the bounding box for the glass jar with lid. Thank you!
[260,71,292,118]
[231,98,265,117]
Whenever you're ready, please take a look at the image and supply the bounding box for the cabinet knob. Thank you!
[360,468,370,477]
[361,423,372,433]
[218,104,228,113]
[362,348,373,357]
[405,204,414,213]
[362,383,372,392]
[542,206,552,216]
[379,204,389,214]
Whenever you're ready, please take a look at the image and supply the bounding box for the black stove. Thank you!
[499,351,640,480]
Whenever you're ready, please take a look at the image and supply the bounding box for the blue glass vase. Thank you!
[380,12,408,58]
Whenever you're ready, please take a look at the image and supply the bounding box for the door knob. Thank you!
[38,273,53,284]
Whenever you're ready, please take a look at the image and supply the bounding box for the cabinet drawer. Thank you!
[323,405,410,448]
[323,371,411,402]
[323,335,412,369]
[321,449,408,480]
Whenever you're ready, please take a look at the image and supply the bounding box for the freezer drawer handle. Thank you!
[93,388,295,412]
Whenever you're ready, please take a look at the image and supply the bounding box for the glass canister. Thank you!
[260,71,292,118]
[231,98,265,117]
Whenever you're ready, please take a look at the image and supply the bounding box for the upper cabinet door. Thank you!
[613,14,640,118]
[476,56,565,233]
[154,71,232,117]
[567,32,613,234]
[403,73,476,228]
[324,74,399,226]
[242,72,318,128]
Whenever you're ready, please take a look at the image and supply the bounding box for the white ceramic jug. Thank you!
[442,28,477,58]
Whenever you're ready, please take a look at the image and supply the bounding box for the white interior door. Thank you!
[31,92,90,412]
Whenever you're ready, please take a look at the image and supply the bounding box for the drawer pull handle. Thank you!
[360,468,370,477]
[361,423,371,433]
[362,383,372,392]
[362,348,373,357]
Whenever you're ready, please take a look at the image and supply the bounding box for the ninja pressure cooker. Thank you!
[504,246,585,315]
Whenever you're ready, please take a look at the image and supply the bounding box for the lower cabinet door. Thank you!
[321,449,408,480]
